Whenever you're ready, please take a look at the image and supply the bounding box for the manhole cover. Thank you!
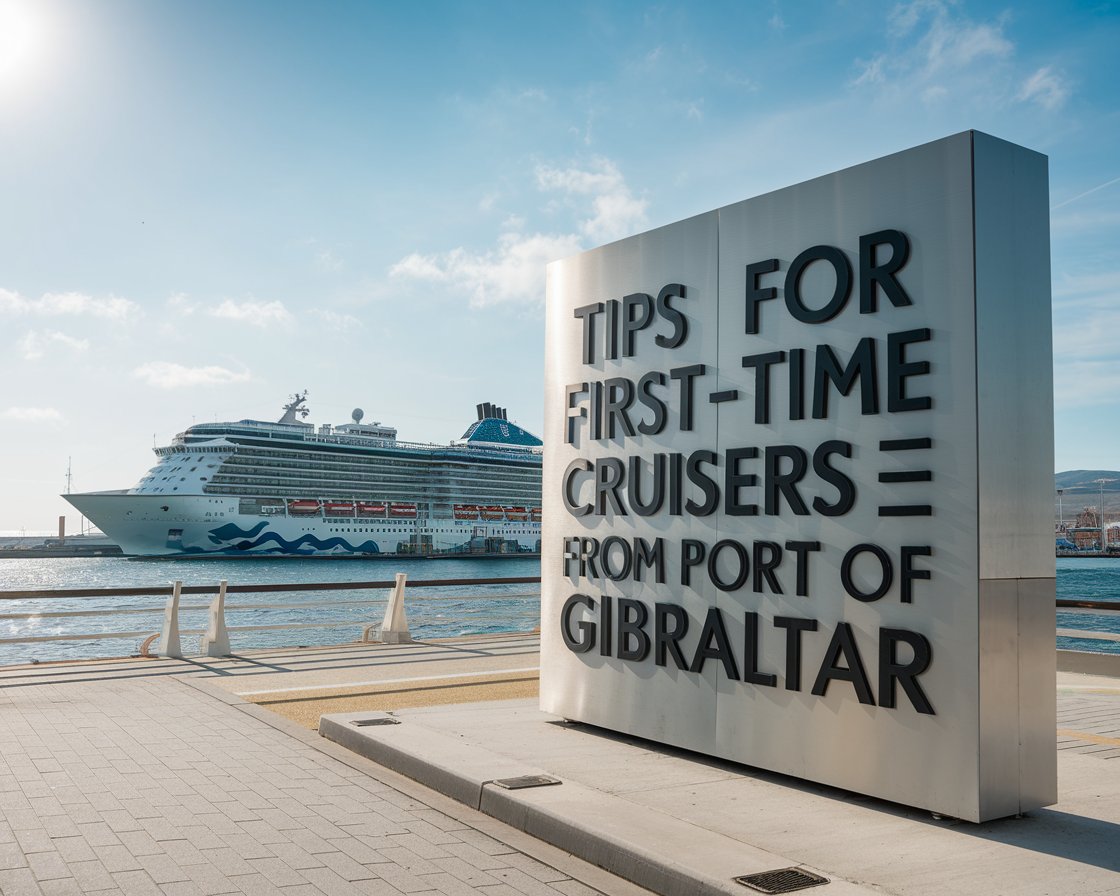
[491,775,562,790]
[350,717,400,727]
[734,868,829,894]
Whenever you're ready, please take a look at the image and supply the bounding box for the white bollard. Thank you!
[200,580,231,657]
[379,573,412,644]
[160,580,184,658]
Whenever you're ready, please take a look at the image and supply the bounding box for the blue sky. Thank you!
[1,0,1118,533]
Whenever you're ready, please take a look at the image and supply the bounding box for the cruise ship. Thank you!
[65,393,543,557]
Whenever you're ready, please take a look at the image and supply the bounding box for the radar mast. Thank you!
[278,390,310,425]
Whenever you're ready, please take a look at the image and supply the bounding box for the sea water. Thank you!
[1053,557,1120,653]
[0,556,541,666]
[0,556,1116,665]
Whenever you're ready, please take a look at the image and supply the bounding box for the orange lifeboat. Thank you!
[288,499,320,515]
[454,504,480,520]
[389,502,418,519]
[530,507,542,522]
[480,505,505,520]
[506,506,529,521]
[356,502,387,516]
[324,502,355,516]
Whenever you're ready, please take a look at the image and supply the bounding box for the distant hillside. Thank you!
[1055,470,1120,517]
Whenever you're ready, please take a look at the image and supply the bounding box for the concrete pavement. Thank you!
[321,683,1120,896]
[0,643,647,896]
[3,636,1119,896]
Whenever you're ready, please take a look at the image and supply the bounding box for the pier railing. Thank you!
[0,575,541,666]
[1056,599,1120,646]
[0,582,1116,666]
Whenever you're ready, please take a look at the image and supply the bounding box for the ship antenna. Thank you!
[65,457,72,495]
[278,390,311,424]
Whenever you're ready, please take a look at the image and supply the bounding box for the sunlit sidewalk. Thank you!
[0,638,644,896]
[2,638,1118,896]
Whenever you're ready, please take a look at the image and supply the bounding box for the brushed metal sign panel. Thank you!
[541,131,1055,822]
[541,211,723,752]
[711,135,981,817]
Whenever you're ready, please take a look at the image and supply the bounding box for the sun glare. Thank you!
[0,0,47,90]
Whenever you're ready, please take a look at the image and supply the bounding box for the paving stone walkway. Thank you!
[1058,692,1120,759]
[3,643,1118,896]
[0,665,646,896]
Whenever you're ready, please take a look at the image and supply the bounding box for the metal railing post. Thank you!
[200,580,231,657]
[379,573,411,644]
[160,580,184,658]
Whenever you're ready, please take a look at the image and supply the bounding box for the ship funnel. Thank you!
[476,402,509,420]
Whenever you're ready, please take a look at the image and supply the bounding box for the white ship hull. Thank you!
[66,492,541,557]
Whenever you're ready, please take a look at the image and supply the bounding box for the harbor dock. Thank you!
[2,635,1118,896]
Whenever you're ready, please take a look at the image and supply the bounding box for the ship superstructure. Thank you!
[65,394,543,556]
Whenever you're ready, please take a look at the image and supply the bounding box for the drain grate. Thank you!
[491,775,562,790]
[734,868,829,894]
[350,717,401,727]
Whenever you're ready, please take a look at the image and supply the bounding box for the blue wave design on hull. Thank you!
[208,521,270,544]
[181,521,382,556]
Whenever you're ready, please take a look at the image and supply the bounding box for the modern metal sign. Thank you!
[541,131,1056,823]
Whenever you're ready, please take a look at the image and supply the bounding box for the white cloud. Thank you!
[391,156,645,307]
[1052,175,1120,212]
[853,1,1015,102]
[311,309,363,330]
[888,0,939,36]
[888,0,1013,68]
[0,288,22,311]
[207,299,292,327]
[1051,270,1120,408]
[922,85,948,105]
[0,288,139,320]
[853,56,885,87]
[18,330,90,360]
[392,232,583,308]
[535,159,624,198]
[165,293,295,327]
[315,250,343,272]
[2,406,63,423]
[1054,308,1120,359]
[1054,360,1120,408]
[167,293,197,314]
[1051,208,1120,234]
[1052,269,1120,306]
[391,254,450,282]
[920,18,1011,75]
[1018,66,1070,111]
[133,362,252,389]
[515,87,548,104]
[535,157,648,243]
